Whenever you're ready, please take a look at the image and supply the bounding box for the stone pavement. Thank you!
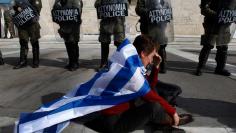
[0,36,236,133]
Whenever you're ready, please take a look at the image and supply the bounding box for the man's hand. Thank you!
[153,53,162,69]
[173,112,180,126]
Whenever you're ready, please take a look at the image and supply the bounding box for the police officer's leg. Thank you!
[74,41,79,66]
[9,22,15,38]
[14,39,29,69]
[0,50,4,65]
[215,45,230,76]
[214,26,231,76]
[4,23,8,38]
[67,41,79,71]
[195,35,214,76]
[64,41,73,69]
[98,33,111,71]
[31,39,40,68]
[158,44,167,73]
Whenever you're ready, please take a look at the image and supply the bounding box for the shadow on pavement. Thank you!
[2,57,100,70]
[178,97,236,130]
[167,61,214,75]
[0,125,14,133]
[41,92,65,104]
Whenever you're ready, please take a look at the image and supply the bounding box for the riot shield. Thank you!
[11,0,39,27]
[217,0,236,24]
[51,0,82,24]
[146,0,174,43]
[96,0,129,19]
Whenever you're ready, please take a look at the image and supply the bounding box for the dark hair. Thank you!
[133,35,158,55]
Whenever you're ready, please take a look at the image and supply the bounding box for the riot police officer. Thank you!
[52,0,83,71]
[136,0,173,73]
[0,50,4,65]
[12,0,42,69]
[4,7,14,39]
[95,0,128,70]
[195,0,235,76]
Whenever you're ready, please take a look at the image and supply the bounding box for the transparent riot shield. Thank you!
[11,0,39,27]
[145,0,174,43]
[95,0,129,19]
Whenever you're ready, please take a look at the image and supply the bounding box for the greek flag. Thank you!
[15,39,151,133]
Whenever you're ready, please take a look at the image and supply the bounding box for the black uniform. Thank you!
[52,0,83,71]
[196,0,236,76]
[0,50,4,65]
[13,0,42,69]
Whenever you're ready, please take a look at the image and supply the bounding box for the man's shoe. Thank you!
[32,63,39,68]
[178,114,193,126]
[13,62,27,69]
[195,69,202,76]
[67,63,79,71]
[159,68,167,74]
[0,58,4,65]
[214,69,231,76]
[96,64,108,72]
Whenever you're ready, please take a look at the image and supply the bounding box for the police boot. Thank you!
[32,41,40,68]
[97,43,109,72]
[68,42,79,71]
[195,46,211,76]
[214,46,231,76]
[158,45,167,73]
[0,51,4,65]
[14,40,28,69]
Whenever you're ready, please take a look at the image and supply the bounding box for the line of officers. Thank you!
[0,0,234,76]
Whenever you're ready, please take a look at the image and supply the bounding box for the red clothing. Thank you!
[102,67,176,116]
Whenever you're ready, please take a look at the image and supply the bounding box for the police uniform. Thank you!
[95,0,127,69]
[13,0,42,69]
[136,0,171,73]
[195,0,235,76]
[53,0,83,71]
[4,8,15,38]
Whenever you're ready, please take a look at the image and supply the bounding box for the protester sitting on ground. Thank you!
[15,35,193,133]
[84,35,193,133]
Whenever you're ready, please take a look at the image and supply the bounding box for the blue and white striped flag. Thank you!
[15,38,151,133]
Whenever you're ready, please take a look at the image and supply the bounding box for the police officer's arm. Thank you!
[94,0,101,8]
[200,0,216,18]
[135,0,147,17]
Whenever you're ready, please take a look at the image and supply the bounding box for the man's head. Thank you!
[133,35,159,67]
